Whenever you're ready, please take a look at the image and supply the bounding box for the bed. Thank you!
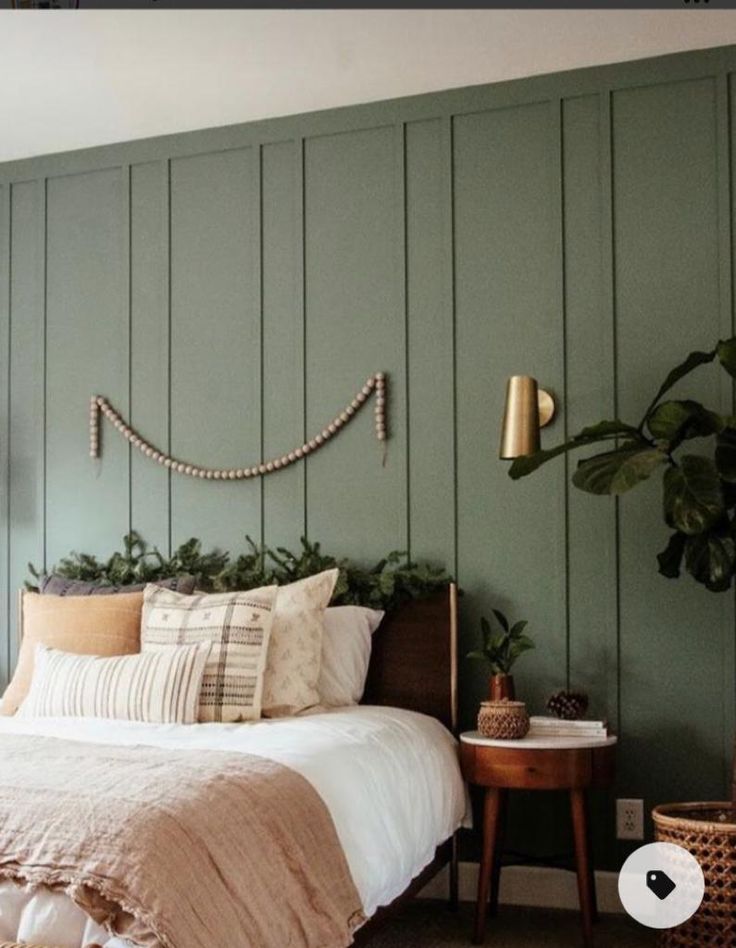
[0,584,464,948]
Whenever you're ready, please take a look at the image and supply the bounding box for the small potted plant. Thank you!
[467,609,534,701]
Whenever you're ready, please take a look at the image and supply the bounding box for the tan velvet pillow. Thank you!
[0,591,143,716]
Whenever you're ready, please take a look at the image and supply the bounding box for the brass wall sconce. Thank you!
[499,375,556,459]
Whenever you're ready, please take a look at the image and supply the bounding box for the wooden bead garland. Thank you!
[89,373,389,478]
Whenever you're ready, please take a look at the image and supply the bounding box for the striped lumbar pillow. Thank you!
[18,642,210,724]
[141,584,278,723]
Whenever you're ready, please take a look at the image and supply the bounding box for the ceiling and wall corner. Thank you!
[2,9,736,162]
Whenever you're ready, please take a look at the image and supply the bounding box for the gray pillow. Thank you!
[39,574,197,597]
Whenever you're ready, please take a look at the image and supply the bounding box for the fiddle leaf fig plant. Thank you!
[467,609,535,675]
[509,335,736,592]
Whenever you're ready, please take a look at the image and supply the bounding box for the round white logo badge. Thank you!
[618,842,704,929]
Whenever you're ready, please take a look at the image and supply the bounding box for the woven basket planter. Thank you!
[653,802,736,947]
[477,699,529,740]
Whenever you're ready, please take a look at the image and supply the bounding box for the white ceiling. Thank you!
[2,9,736,163]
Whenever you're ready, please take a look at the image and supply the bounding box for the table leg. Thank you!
[488,789,507,917]
[570,789,595,947]
[474,787,502,945]
[449,831,459,911]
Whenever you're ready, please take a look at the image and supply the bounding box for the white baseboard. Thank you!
[419,862,624,915]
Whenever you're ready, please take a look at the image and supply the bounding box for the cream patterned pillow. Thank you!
[19,642,210,724]
[262,568,339,717]
[141,584,278,722]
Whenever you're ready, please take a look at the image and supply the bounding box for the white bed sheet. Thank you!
[0,705,466,947]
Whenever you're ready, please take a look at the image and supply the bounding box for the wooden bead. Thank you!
[361,385,371,396]
[266,462,274,472]
[315,434,324,445]
[164,458,173,468]
[351,398,361,409]
[295,448,304,459]
[375,372,385,382]
[258,464,267,474]
[287,452,296,463]
[321,429,331,439]
[198,470,207,478]
[377,431,386,441]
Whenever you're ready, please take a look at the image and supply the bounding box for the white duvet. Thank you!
[0,705,465,948]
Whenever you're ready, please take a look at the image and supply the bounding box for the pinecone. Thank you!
[546,690,589,720]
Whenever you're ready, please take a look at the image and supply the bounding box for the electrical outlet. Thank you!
[617,798,644,840]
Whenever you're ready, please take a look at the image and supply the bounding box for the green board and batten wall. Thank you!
[1,45,735,867]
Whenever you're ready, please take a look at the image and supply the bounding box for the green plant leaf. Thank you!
[491,609,509,632]
[466,650,488,662]
[647,400,723,443]
[684,528,735,592]
[508,420,641,479]
[657,531,687,579]
[716,428,736,484]
[572,446,667,495]
[509,620,528,636]
[717,338,736,379]
[639,348,717,425]
[663,455,724,535]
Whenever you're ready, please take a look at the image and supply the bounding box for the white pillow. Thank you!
[262,569,339,717]
[317,605,385,707]
[19,642,210,724]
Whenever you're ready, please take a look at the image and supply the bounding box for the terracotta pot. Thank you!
[490,674,515,701]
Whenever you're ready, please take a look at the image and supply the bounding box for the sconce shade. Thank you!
[499,375,541,459]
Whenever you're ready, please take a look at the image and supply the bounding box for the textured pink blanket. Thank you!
[0,734,364,948]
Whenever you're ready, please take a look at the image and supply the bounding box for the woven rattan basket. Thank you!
[477,699,529,740]
[653,802,736,947]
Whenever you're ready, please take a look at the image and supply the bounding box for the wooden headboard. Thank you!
[362,583,457,734]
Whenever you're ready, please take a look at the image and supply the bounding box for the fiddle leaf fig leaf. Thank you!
[640,348,717,424]
[684,529,735,592]
[716,428,736,484]
[657,531,687,579]
[647,400,723,443]
[663,455,724,535]
[572,446,667,495]
[717,337,736,379]
[508,420,641,479]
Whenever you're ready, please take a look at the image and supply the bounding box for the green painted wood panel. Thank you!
[169,149,261,552]
[130,161,170,552]
[262,139,304,550]
[7,180,45,668]
[2,46,736,867]
[405,118,455,566]
[45,169,129,564]
[0,184,8,685]
[454,102,566,718]
[303,126,407,560]
[563,95,618,723]
[454,102,568,858]
[614,78,731,813]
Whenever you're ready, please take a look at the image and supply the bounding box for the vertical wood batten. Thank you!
[0,184,10,685]
[256,144,264,548]
[122,164,132,536]
[551,97,571,690]
[600,90,621,738]
[721,71,736,786]
[298,137,308,541]
[397,123,410,561]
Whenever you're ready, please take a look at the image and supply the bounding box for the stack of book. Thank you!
[527,717,608,739]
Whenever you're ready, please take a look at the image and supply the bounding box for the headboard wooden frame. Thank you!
[361,582,458,734]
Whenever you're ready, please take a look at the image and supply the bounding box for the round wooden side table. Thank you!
[460,731,617,947]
